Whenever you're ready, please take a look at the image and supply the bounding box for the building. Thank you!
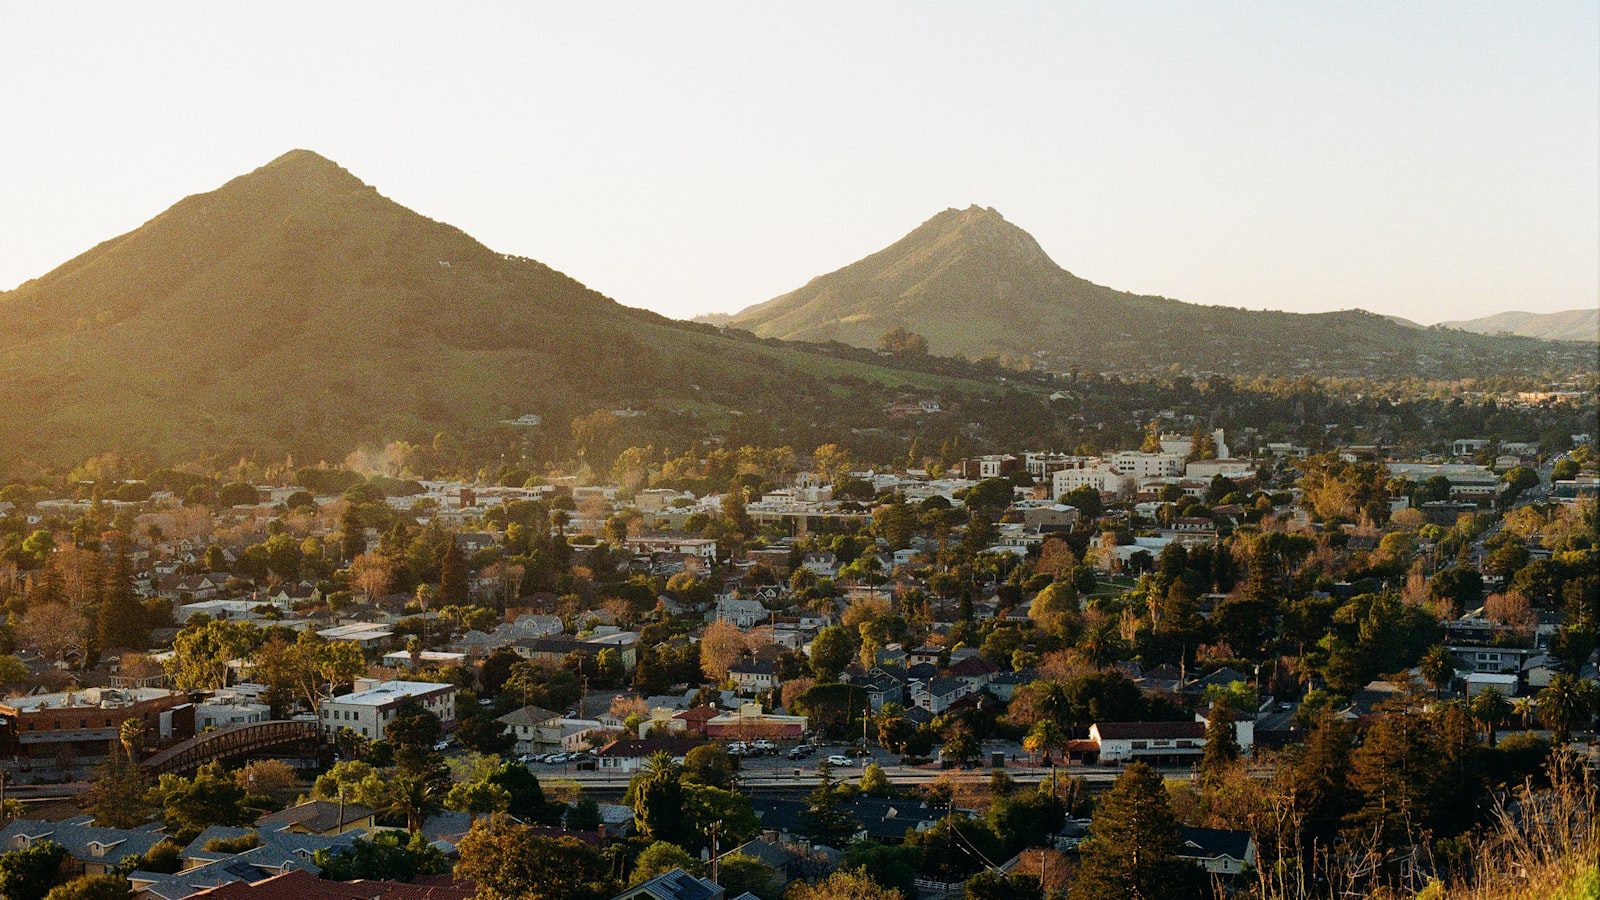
[1179,826,1257,876]
[0,687,194,761]
[1108,451,1185,480]
[255,800,376,836]
[1051,465,1124,498]
[318,680,456,741]
[1090,717,1254,765]
[728,659,781,694]
[613,869,725,900]
[177,868,472,899]
[955,455,1021,480]
[0,819,170,876]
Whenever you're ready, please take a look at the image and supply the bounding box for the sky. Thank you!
[2,3,1596,325]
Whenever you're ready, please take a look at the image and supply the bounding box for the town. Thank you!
[0,419,1593,900]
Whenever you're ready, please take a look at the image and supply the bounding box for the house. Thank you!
[945,655,999,689]
[255,801,375,836]
[728,659,780,694]
[497,705,562,754]
[0,819,169,876]
[318,680,456,741]
[907,645,942,667]
[1090,716,1254,765]
[594,735,708,772]
[714,597,769,628]
[910,677,973,714]
[613,869,725,900]
[1178,826,1257,876]
[705,702,807,740]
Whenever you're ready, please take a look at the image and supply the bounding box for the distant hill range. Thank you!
[1438,308,1598,343]
[0,151,986,468]
[710,205,1591,376]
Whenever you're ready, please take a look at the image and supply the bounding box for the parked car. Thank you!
[728,742,749,756]
[787,744,815,760]
[826,755,855,767]
[752,739,776,753]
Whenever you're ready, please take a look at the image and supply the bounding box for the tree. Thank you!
[439,540,468,605]
[787,869,903,900]
[1538,674,1595,744]
[455,815,615,900]
[965,870,1040,900]
[810,625,857,680]
[313,830,446,882]
[630,841,696,884]
[629,751,688,845]
[878,327,928,356]
[1029,582,1079,638]
[1343,712,1439,850]
[97,537,146,652]
[700,620,748,681]
[44,874,132,900]
[348,551,393,601]
[683,743,740,790]
[0,839,68,900]
[167,619,257,691]
[446,779,510,823]
[1199,701,1241,788]
[718,853,779,900]
[1069,763,1194,900]
[1469,687,1511,747]
[84,757,153,828]
[147,762,257,843]
[384,767,449,834]
[859,762,890,797]
[800,760,860,847]
[1418,645,1455,699]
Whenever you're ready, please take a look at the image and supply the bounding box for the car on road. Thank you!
[826,754,855,767]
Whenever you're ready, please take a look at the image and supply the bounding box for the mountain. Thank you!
[719,206,1588,377]
[0,151,984,468]
[1439,308,1598,343]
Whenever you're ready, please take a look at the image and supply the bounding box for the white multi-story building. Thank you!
[1109,452,1185,480]
[1052,465,1125,498]
[320,680,457,741]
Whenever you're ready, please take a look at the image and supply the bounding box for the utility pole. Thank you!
[709,819,722,883]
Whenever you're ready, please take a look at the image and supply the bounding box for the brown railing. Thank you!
[140,720,320,776]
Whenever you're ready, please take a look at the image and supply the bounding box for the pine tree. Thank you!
[97,536,147,652]
[800,760,860,847]
[1069,762,1195,900]
[338,506,365,563]
[1199,700,1240,786]
[439,539,468,605]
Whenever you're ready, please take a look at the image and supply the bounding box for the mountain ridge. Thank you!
[717,208,1587,376]
[1439,308,1597,343]
[0,151,988,469]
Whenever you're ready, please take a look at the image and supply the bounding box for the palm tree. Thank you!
[1512,695,1537,730]
[1024,719,1066,766]
[119,719,145,762]
[386,770,447,834]
[1418,645,1454,699]
[1469,687,1511,746]
[1538,674,1594,744]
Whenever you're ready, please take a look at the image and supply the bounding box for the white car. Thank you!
[752,739,776,752]
[826,754,854,767]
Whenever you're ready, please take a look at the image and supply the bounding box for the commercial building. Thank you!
[318,679,456,741]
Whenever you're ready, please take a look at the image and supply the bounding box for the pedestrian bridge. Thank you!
[139,720,321,777]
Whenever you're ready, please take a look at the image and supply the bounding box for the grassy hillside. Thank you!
[723,206,1591,378]
[0,151,993,469]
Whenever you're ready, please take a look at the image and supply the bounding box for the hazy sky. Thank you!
[3,3,1596,324]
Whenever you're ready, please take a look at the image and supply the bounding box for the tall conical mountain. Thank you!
[720,206,1585,376]
[0,151,977,467]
